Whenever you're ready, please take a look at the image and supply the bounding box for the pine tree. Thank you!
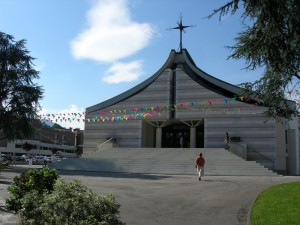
[209,0,300,119]
[0,32,43,140]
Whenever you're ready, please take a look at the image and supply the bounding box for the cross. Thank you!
[169,16,194,52]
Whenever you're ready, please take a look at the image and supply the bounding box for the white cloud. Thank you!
[70,0,154,63]
[39,105,85,130]
[102,60,143,84]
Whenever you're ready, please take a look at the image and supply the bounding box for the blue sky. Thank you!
[0,0,263,129]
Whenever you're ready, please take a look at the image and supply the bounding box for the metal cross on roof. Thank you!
[169,16,194,52]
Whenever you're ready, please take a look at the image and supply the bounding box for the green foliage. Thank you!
[251,182,300,225]
[209,0,300,120]
[18,179,125,225]
[0,31,43,140]
[22,142,33,152]
[5,168,59,213]
[0,162,7,170]
[51,147,58,155]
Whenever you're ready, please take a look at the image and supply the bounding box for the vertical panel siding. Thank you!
[84,69,172,151]
[175,68,277,168]
[84,64,282,170]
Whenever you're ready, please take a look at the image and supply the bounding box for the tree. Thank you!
[18,180,125,225]
[22,142,33,153]
[51,147,58,155]
[209,0,300,120]
[0,32,43,140]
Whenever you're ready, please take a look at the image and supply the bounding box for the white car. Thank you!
[35,156,51,162]
[52,156,61,162]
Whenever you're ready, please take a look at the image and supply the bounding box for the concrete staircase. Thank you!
[50,148,277,176]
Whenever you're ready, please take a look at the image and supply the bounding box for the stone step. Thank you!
[50,148,277,176]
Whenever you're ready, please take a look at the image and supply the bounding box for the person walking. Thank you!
[195,153,205,181]
[7,154,12,166]
[179,134,183,148]
[28,155,33,166]
[43,156,48,167]
[224,132,229,150]
[12,153,16,166]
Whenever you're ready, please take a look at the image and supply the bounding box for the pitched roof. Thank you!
[86,49,247,113]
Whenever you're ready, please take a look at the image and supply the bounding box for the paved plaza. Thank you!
[1,165,300,225]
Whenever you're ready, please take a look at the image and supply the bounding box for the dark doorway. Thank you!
[162,124,190,148]
[196,124,204,148]
[162,122,204,148]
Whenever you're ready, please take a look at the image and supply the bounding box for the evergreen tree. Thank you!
[0,32,43,140]
[209,0,300,119]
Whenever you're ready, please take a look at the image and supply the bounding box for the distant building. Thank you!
[0,126,84,157]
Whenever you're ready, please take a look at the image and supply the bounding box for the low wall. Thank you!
[228,142,247,160]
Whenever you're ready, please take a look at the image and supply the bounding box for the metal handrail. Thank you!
[97,137,114,150]
[227,142,247,160]
[82,138,115,158]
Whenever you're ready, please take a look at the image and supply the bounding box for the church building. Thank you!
[84,22,299,175]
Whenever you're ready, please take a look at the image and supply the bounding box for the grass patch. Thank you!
[251,182,300,225]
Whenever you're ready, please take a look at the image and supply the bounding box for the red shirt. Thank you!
[196,156,205,167]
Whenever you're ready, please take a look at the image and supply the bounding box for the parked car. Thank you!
[15,156,26,161]
[20,155,28,161]
[0,154,5,162]
[35,156,51,163]
[52,156,61,162]
[1,154,12,165]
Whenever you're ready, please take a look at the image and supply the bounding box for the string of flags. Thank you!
[37,112,85,123]
[37,95,267,124]
[287,89,300,95]
[38,88,300,125]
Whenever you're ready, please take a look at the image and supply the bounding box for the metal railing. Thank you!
[97,137,114,150]
[82,138,115,158]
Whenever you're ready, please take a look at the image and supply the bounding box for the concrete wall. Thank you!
[83,65,295,171]
[84,69,172,153]
[275,121,287,174]
[287,117,300,175]
[228,142,247,160]
[174,67,277,169]
[142,121,156,147]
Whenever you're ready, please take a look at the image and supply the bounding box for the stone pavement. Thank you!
[0,165,300,225]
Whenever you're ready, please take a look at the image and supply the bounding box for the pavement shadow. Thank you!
[200,179,232,183]
[0,206,15,214]
[0,180,12,185]
[1,164,172,180]
[57,170,172,180]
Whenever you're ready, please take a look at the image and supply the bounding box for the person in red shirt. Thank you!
[195,153,205,181]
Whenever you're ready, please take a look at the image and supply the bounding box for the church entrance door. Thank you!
[162,124,190,148]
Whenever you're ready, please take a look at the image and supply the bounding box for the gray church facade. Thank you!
[84,49,300,175]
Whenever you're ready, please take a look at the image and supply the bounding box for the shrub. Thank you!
[0,162,7,170]
[6,168,59,213]
[18,179,125,225]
